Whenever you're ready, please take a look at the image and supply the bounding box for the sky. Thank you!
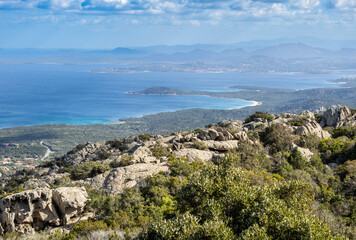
[0,0,355,49]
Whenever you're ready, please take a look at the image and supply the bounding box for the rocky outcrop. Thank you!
[22,178,50,189]
[217,119,243,130]
[198,128,244,142]
[59,141,108,166]
[300,110,315,120]
[320,106,353,128]
[82,162,169,195]
[52,187,90,225]
[202,140,239,151]
[0,187,89,235]
[292,144,314,162]
[295,120,331,139]
[175,148,215,162]
[243,118,268,130]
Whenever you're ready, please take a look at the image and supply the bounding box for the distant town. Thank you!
[0,143,42,170]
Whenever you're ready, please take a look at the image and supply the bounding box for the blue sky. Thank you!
[0,0,355,48]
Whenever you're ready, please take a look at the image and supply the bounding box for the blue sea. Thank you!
[0,64,343,129]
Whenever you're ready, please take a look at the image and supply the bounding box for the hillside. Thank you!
[0,107,355,239]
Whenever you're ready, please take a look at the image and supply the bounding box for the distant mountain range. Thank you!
[1,38,356,67]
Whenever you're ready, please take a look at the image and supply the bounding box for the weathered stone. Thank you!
[300,110,315,120]
[198,129,219,141]
[208,129,219,140]
[0,187,89,235]
[292,144,314,162]
[233,131,249,141]
[84,162,169,195]
[270,117,288,125]
[23,178,50,189]
[320,106,352,127]
[295,120,331,139]
[202,140,239,151]
[131,146,151,163]
[243,120,268,130]
[217,120,243,131]
[52,187,89,225]
[175,148,214,162]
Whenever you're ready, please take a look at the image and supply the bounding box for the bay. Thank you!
[0,64,341,129]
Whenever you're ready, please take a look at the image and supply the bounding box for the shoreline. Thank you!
[116,99,261,121]
[0,94,261,129]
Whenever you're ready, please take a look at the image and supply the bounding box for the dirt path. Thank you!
[40,141,53,161]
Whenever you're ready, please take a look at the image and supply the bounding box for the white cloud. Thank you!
[51,0,83,9]
[331,0,356,10]
[292,0,320,9]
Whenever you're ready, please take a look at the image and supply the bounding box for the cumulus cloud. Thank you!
[0,0,353,26]
[292,0,320,9]
[329,0,356,10]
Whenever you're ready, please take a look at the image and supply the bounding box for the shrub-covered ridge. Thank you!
[0,106,355,239]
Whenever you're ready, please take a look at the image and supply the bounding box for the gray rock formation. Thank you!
[198,129,219,141]
[217,120,243,130]
[295,120,331,139]
[82,162,169,195]
[175,148,215,162]
[0,187,89,235]
[52,187,89,225]
[320,106,352,127]
[300,110,315,120]
[292,144,314,162]
[23,178,50,189]
[243,119,268,130]
[60,141,108,166]
[202,140,239,151]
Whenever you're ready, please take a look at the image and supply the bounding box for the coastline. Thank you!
[116,99,261,121]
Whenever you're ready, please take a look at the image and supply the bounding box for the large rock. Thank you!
[0,187,89,235]
[131,146,152,163]
[83,162,169,195]
[23,178,50,189]
[232,131,249,141]
[320,106,352,127]
[215,128,234,141]
[300,110,315,120]
[295,120,331,139]
[243,119,268,130]
[175,148,214,162]
[217,120,243,131]
[60,142,107,166]
[202,140,239,151]
[52,187,89,225]
[198,129,219,141]
[292,144,314,162]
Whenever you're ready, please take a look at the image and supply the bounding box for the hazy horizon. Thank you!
[1,0,356,49]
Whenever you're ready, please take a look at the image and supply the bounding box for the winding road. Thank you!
[40,141,53,161]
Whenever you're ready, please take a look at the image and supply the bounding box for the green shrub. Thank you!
[192,140,208,150]
[66,162,111,180]
[152,144,170,157]
[314,113,323,123]
[288,149,307,170]
[260,124,294,154]
[287,119,307,126]
[138,134,151,141]
[138,213,200,240]
[245,111,274,123]
[109,139,122,149]
[169,156,203,177]
[299,133,321,150]
[333,126,356,139]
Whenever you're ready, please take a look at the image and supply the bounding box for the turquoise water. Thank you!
[0,64,340,129]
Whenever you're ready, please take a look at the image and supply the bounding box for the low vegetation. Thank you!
[1,110,356,239]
